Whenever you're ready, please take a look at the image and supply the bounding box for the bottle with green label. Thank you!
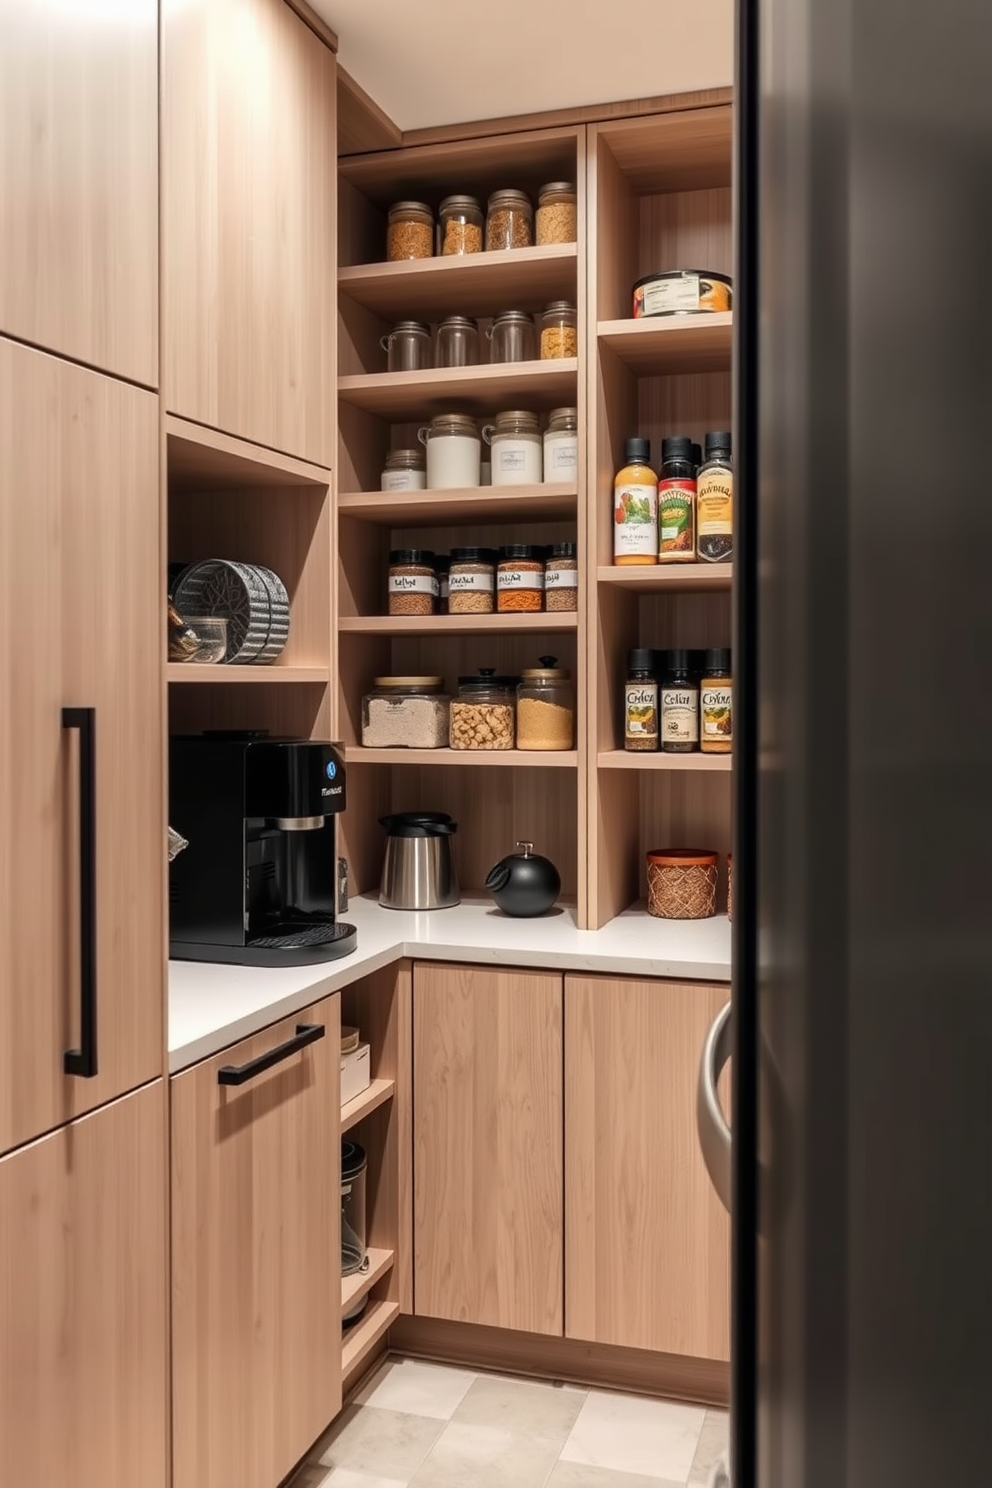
[658,435,697,563]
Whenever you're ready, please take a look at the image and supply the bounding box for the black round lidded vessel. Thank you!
[485,841,561,918]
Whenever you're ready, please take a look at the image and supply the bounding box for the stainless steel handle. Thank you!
[697,1000,733,1214]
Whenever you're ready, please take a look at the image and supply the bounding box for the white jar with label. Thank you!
[543,406,578,484]
[483,409,543,486]
[418,413,481,489]
[380,448,427,492]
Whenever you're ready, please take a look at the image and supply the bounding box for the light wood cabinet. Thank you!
[0,1082,168,1488]
[163,0,337,465]
[0,0,158,384]
[413,962,564,1336]
[565,975,731,1361]
[171,997,342,1488]
[0,340,163,1157]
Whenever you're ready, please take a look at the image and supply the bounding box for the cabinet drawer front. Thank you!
[171,997,341,1488]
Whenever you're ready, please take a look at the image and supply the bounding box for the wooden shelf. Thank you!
[597,563,732,594]
[341,1298,400,1378]
[339,244,578,319]
[339,611,578,637]
[166,664,330,683]
[598,750,732,772]
[346,747,578,769]
[341,1248,395,1320]
[338,359,578,418]
[338,482,577,527]
[341,1077,395,1134]
[598,106,733,194]
[598,313,732,375]
[165,414,330,491]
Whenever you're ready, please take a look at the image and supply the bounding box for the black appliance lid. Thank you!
[341,1140,367,1179]
[379,811,458,838]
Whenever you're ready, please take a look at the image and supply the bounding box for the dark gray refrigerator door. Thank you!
[739,0,992,1485]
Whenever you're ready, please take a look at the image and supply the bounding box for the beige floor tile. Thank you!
[451,1373,587,1447]
[317,1404,444,1481]
[352,1358,478,1421]
[560,1388,706,1482]
[318,1469,414,1488]
[546,1462,685,1488]
[410,1419,562,1488]
[687,1410,730,1487]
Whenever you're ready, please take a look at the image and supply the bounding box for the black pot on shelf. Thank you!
[485,841,561,918]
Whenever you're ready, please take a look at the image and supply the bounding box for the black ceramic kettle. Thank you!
[485,841,561,917]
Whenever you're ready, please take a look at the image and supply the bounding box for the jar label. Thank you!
[614,482,658,558]
[625,684,658,736]
[701,685,733,739]
[545,567,578,589]
[659,480,696,558]
[497,567,543,590]
[544,435,578,474]
[661,686,699,743]
[643,275,701,315]
[381,470,427,492]
[388,573,434,595]
[497,447,527,472]
[697,469,734,562]
[449,570,494,593]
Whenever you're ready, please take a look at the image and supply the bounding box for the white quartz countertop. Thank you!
[168,895,732,1073]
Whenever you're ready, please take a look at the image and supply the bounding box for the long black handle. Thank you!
[62,707,98,1079]
[217,1022,325,1086]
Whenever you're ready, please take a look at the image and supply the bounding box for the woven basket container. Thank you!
[646,848,719,920]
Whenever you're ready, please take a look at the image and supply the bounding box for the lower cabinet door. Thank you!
[413,962,564,1335]
[565,975,731,1361]
[171,998,341,1488]
[0,1082,168,1488]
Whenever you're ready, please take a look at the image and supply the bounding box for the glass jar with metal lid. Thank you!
[380,447,427,492]
[448,547,497,615]
[536,182,577,244]
[438,194,483,255]
[543,406,578,483]
[516,656,575,750]
[380,320,432,374]
[497,543,544,613]
[482,410,543,486]
[387,201,434,261]
[488,310,537,364]
[485,189,533,250]
[540,301,578,360]
[417,413,481,489]
[544,542,578,612]
[362,677,450,750]
[450,670,517,751]
[435,316,480,369]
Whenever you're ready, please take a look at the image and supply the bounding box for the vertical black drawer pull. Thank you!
[217,1023,325,1086]
[62,707,98,1079]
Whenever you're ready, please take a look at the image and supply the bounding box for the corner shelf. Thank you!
[337,359,578,418]
[338,482,577,526]
[339,243,578,319]
[166,664,330,684]
[341,1247,395,1320]
[597,312,732,375]
[598,750,732,772]
[597,563,732,594]
[339,612,578,637]
[342,1298,400,1379]
[341,1077,395,1134]
[346,747,577,769]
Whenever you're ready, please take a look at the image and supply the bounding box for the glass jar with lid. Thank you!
[380,320,432,373]
[482,410,543,486]
[435,315,480,369]
[485,189,533,250]
[448,547,496,614]
[417,413,481,489]
[362,677,450,750]
[539,301,578,360]
[449,670,517,751]
[517,657,575,750]
[439,195,483,255]
[387,549,436,617]
[543,406,578,483]
[488,310,537,364]
[497,543,544,613]
[380,447,427,492]
[387,201,434,261]
[536,182,577,245]
[544,542,578,612]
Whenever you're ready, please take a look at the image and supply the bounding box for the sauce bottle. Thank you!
[661,648,699,753]
[613,437,657,565]
[696,431,733,563]
[700,647,733,754]
[658,436,696,563]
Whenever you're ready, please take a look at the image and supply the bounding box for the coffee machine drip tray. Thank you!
[172,920,357,968]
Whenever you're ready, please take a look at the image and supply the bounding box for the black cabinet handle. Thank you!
[62,707,98,1079]
[217,1022,325,1087]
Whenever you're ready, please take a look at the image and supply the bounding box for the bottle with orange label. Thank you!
[658,435,697,563]
[613,437,657,565]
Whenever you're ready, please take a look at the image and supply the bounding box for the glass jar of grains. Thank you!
[543,406,578,483]
[540,301,578,360]
[483,409,543,485]
[450,671,517,750]
[497,544,544,613]
[435,315,480,369]
[544,542,578,612]
[488,310,537,364]
[380,320,432,373]
[418,414,481,488]
[380,448,427,492]
[438,194,483,254]
[536,182,577,244]
[517,657,575,750]
[362,677,450,749]
[387,201,434,261]
[387,549,436,617]
[485,189,533,250]
[448,547,496,614]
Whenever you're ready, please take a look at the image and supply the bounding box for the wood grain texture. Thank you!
[168,680,331,740]
[338,483,577,526]
[0,0,158,383]
[598,313,733,375]
[163,0,336,463]
[412,963,564,1335]
[339,244,578,319]
[338,65,401,155]
[565,976,730,1361]
[0,1083,168,1488]
[0,341,164,1155]
[171,997,341,1488]
[596,105,733,194]
[339,125,579,208]
[166,415,331,490]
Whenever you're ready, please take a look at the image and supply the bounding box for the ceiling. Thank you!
[315,0,734,133]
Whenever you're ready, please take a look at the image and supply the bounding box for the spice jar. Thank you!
[544,542,578,612]
[450,671,517,750]
[418,414,481,489]
[696,431,733,563]
[435,315,480,369]
[536,182,577,245]
[485,189,533,250]
[658,435,697,563]
[488,310,537,364]
[380,448,427,492]
[435,554,450,615]
[362,677,450,749]
[387,549,436,617]
[661,648,699,752]
[387,201,434,261]
[543,406,578,484]
[497,544,544,613]
[624,648,659,751]
[380,320,432,373]
[540,301,578,360]
[646,848,719,919]
[483,409,543,485]
[517,657,574,750]
[448,547,496,615]
[438,194,483,255]
[700,647,732,754]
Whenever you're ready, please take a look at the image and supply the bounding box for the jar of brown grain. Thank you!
[486,189,533,250]
[497,544,544,613]
[387,201,434,261]
[536,182,577,244]
[540,301,578,360]
[387,549,436,616]
[448,547,496,615]
[544,542,578,612]
[646,848,719,919]
[439,195,483,255]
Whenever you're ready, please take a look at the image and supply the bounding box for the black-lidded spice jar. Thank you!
[624,648,659,751]
[661,647,699,752]
[388,549,436,617]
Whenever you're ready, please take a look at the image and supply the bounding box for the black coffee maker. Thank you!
[169,732,357,966]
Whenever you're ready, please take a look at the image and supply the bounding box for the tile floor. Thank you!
[290,1356,728,1488]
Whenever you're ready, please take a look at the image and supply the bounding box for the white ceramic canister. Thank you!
[380,448,427,492]
[482,409,543,486]
[418,413,481,489]
[542,405,579,483]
